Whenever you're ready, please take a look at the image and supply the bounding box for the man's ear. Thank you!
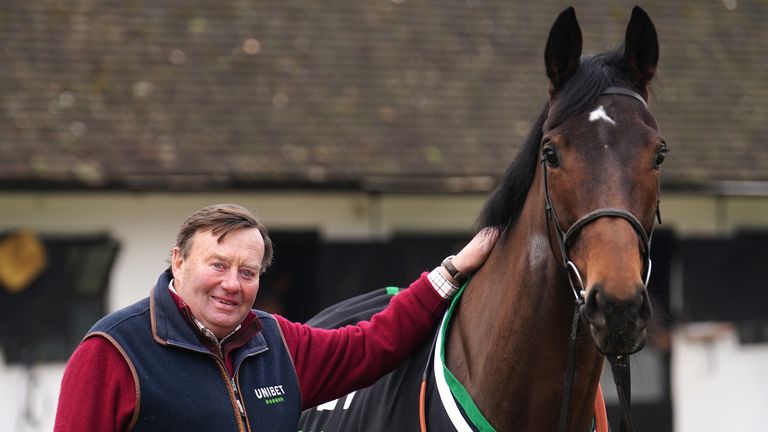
[171,247,183,278]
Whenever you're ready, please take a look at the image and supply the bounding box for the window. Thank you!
[0,233,119,364]
[681,232,768,323]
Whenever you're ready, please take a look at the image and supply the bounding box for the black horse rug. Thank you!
[297,286,603,432]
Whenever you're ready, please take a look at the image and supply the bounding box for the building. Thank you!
[0,1,766,430]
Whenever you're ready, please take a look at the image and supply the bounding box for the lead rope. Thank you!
[557,301,583,432]
[419,331,439,432]
[608,355,636,432]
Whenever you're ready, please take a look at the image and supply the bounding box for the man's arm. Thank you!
[54,336,137,432]
[278,272,444,409]
[280,228,500,409]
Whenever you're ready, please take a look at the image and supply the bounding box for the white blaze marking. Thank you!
[589,105,616,125]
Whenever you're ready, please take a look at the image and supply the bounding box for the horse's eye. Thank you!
[542,147,560,168]
[653,148,668,169]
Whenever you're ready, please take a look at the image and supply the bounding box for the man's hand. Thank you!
[450,227,501,275]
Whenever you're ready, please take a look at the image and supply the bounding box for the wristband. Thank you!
[428,267,459,299]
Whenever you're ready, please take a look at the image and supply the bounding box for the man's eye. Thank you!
[241,269,256,279]
[212,262,226,271]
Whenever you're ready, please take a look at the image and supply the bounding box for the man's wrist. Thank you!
[441,255,469,287]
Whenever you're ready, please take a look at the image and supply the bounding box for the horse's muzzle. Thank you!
[581,283,652,355]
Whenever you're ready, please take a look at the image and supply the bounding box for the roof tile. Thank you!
[0,1,765,192]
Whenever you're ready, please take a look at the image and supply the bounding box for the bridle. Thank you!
[417,87,663,432]
[542,86,661,301]
[545,86,662,432]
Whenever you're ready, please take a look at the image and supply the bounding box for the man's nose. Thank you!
[220,269,240,290]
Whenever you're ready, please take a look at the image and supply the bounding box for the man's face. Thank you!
[171,227,264,338]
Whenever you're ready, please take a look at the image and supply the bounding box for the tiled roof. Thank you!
[0,1,765,193]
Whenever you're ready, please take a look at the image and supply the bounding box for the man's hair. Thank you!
[174,203,273,274]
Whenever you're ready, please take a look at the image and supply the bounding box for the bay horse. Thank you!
[299,6,665,432]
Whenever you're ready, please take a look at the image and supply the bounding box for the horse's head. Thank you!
[541,7,665,355]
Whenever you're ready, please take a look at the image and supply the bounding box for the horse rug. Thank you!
[297,286,606,432]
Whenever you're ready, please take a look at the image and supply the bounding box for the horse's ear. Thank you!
[623,6,659,89]
[545,7,582,92]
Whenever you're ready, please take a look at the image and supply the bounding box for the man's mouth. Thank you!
[212,296,237,306]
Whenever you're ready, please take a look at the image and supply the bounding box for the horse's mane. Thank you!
[476,47,632,230]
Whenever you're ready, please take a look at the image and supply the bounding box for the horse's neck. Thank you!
[445,184,602,431]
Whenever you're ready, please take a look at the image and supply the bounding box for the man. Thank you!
[54,203,498,431]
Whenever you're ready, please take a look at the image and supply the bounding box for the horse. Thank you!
[299,6,665,432]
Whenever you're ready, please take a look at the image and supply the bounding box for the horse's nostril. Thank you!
[584,286,606,327]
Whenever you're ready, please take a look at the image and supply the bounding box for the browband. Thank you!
[601,86,648,109]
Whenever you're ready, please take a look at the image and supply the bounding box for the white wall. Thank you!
[0,352,64,432]
[1,192,486,310]
[0,191,766,431]
[673,323,768,432]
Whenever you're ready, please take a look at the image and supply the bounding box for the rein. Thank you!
[546,86,661,432]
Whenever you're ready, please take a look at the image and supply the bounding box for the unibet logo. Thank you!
[254,385,286,405]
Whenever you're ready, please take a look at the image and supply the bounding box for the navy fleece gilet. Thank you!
[86,271,301,431]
